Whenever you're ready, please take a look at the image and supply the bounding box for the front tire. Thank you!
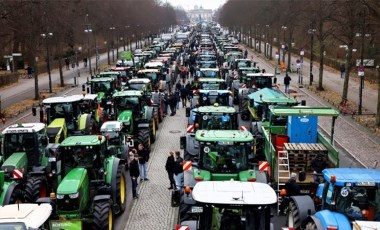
[93,201,114,230]
[287,201,301,230]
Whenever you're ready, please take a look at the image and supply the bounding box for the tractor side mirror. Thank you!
[185,107,190,117]
[273,77,277,84]
[298,171,306,182]
[301,100,306,106]
[32,107,37,116]
[82,84,86,92]
[180,136,186,150]
[41,136,48,146]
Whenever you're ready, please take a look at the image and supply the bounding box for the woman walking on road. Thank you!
[165,151,176,190]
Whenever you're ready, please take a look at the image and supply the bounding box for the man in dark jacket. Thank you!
[165,151,176,189]
[137,144,149,182]
[180,86,188,108]
[285,172,300,196]
[168,92,177,116]
[174,151,184,190]
[311,154,327,182]
[284,73,291,93]
[130,154,140,199]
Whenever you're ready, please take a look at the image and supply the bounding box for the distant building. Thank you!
[187,5,212,22]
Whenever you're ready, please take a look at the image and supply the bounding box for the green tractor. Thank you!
[0,123,59,204]
[88,77,118,104]
[40,95,98,143]
[50,135,126,229]
[174,130,269,223]
[112,90,156,151]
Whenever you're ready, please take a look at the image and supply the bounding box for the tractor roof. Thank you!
[199,78,225,83]
[82,94,97,100]
[195,130,253,142]
[113,90,142,97]
[235,59,251,62]
[198,89,230,95]
[0,203,52,229]
[200,68,219,72]
[43,95,83,104]
[239,67,259,71]
[90,77,115,82]
[192,181,277,205]
[323,168,380,186]
[129,78,151,84]
[2,123,45,134]
[100,121,123,132]
[60,135,106,146]
[247,88,297,104]
[144,62,163,68]
[269,107,340,117]
[137,69,160,73]
[246,73,274,78]
[196,105,236,114]
[99,71,120,76]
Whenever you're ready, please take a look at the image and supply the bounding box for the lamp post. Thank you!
[74,46,82,85]
[308,28,316,85]
[281,26,287,63]
[84,14,92,75]
[105,41,110,65]
[109,26,115,63]
[41,32,53,93]
[265,25,269,58]
[355,32,370,115]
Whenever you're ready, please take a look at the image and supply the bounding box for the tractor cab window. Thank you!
[251,76,272,89]
[93,82,111,93]
[146,73,157,81]
[103,131,121,146]
[117,97,139,111]
[335,185,380,221]
[128,83,146,91]
[237,61,251,68]
[201,144,249,173]
[3,133,35,157]
[199,114,233,130]
[64,146,100,169]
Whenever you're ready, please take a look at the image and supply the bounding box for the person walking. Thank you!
[168,92,177,116]
[26,66,33,79]
[137,143,149,182]
[174,88,180,110]
[165,151,176,189]
[83,57,88,67]
[285,172,300,196]
[163,92,169,116]
[340,64,345,78]
[65,58,70,70]
[174,151,184,190]
[244,49,248,59]
[180,85,188,108]
[284,73,291,94]
[130,154,140,199]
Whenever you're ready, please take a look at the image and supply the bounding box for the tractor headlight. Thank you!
[56,194,64,199]
[69,192,79,199]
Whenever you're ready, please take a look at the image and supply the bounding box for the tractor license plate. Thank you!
[191,206,203,213]
[50,220,82,230]
[127,139,134,147]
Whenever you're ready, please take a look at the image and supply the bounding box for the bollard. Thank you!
[74,77,77,86]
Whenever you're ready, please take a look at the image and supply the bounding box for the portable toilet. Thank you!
[287,115,318,143]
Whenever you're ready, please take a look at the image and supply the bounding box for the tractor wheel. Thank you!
[153,108,159,130]
[138,129,151,152]
[287,201,301,230]
[7,188,25,205]
[115,164,127,215]
[240,97,248,112]
[93,201,114,230]
[305,222,317,230]
[25,177,48,203]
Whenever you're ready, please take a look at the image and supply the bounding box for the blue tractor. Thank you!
[286,168,380,229]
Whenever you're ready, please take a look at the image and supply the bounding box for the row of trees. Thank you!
[0,0,179,99]
[217,0,380,126]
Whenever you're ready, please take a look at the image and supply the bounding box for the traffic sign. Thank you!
[12,53,22,56]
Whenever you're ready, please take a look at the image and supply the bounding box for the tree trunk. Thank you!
[58,57,64,87]
[341,42,353,103]
[318,43,325,91]
[287,29,292,72]
[33,57,39,100]
[376,66,380,126]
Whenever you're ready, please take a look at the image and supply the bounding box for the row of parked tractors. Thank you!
[0,28,188,229]
[172,22,380,230]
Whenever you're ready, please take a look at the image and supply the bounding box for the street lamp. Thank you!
[281,26,287,63]
[109,26,115,62]
[355,32,371,115]
[74,46,82,85]
[265,25,270,58]
[84,14,92,75]
[105,41,110,65]
[41,32,53,93]
[308,28,316,86]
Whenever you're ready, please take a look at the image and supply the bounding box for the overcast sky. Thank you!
[165,0,227,10]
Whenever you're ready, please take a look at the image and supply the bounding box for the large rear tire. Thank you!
[287,201,301,230]
[25,177,48,203]
[115,164,127,215]
[138,129,151,152]
[93,201,113,230]
[305,222,317,230]
[7,188,25,205]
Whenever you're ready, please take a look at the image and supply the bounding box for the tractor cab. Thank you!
[1,123,48,171]
[100,121,129,162]
[187,106,238,131]
[233,58,252,70]
[197,78,226,90]
[126,78,152,92]
[245,73,275,90]
[191,90,232,108]
[237,67,261,81]
[136,69,167,91]
[89,77,117,102]
[177,181,277,230]
[198,68,220,79]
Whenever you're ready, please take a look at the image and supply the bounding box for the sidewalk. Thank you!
[243,44,380,170]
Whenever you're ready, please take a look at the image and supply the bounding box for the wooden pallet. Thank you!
[284,143,327,151]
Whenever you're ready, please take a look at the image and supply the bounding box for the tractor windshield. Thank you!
[248,76,272,89]
[128,83,147,91]
[115,97,139,111]
[63,146,101,169]
[332,185,380,221]
[198,93,230,107]
[3,133,35,157]
[102,131,121,146]
[200,70,219,78]
[197,114,236,130]
[237,61,251,68]
[200,144,249,173]
[0,223,27,230]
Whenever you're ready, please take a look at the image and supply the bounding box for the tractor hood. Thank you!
[1,152,27,173]
[314,210,351,230]
[47,118,65,143]
[117,110,132,123]
[97,92,105,100]
[57,168,88,195]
